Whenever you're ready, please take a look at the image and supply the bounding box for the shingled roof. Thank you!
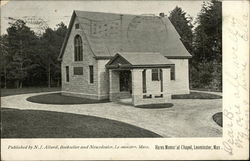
[106,52,174,69]
[58,10,192,60]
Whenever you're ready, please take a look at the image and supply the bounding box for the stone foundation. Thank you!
[132,93,171,106]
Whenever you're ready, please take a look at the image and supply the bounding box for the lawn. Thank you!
[212,112,223,127]
[172,91,222,99]
[136,103,173,109]
[191,88,222,92]
[26,92,109,104]
[1,108,161,138]
[1,87,60,97]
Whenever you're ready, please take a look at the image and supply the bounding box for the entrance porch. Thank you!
[106,52,174,106]
[109,68,171,106]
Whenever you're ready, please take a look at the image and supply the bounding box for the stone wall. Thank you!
[61,17,99,99]
[97,59,110,99]
[109,70,120,101]
[168,59,190,94]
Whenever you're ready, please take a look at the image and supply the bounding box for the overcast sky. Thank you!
[1,1,204,34]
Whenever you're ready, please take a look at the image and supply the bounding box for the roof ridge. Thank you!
[74,10,159,18]
[118,52,161,54]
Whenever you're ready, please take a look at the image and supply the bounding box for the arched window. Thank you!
[74,35,83,61]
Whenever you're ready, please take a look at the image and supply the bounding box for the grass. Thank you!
[172,91,222,99]
[1,87,60,97]
[191,88,222,92]
[26,92,109,104]
[1,108,161,138]
[212,112,223,127]
[136,103,173,109]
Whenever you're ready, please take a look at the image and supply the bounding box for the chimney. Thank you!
[159,13,165,17]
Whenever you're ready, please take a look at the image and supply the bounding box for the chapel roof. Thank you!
[58,10,192,60]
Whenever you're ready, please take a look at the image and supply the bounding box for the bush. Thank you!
[190,61,222,91]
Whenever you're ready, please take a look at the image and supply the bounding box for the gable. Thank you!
[58,12,96,61]
[105,54,131,69]
[110,56,131,66]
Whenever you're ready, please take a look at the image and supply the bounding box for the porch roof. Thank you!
[106,52,174,69]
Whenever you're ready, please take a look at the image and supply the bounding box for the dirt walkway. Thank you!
[1,92,222,137]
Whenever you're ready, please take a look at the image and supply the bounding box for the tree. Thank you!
[191,0,222,90]
[169,6,194,53]
[38,22,67,87]
[1,19,67,88]
[0,35,9,88]
[54,22,67,86]
[6,20,39,88]
[193,0,222,63]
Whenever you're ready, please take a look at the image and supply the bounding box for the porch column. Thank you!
[109,69,120,101]
[162,68,171,101]
[145,69,151,93]
[131,69,144,106]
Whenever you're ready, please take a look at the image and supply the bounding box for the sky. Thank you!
[1,0,204,35]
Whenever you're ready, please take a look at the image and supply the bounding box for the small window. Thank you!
[73,67,83,75]
[170,65,175,80]
[89,65,94,83]
[75,24,79,29]
[152,69,161,81]
[66,66,69,82]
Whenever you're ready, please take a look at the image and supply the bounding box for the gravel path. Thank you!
[1,92,222,137]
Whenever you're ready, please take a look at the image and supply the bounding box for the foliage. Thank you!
[193,0,222,63]
[0,20,67,88]
[191,0,222,90]
[168,6,193,53]
[168,1,222,91]
[5,20,39,88]
[37,22,67,87]
[0,35,9,88]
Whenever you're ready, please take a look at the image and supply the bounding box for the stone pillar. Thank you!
[131,69,144,106]
[145,69,151,94]
[109,70,120,101]
[162,68,171,101]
